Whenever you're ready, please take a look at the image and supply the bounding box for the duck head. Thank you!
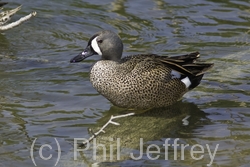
[70,30,123,63]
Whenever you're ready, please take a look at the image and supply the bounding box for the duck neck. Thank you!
[101,54,121,62]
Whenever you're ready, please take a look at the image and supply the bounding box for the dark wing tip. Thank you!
[159,52,213,76]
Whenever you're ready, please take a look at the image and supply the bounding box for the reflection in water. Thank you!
[58,101,210,166]
[0,33,13,56]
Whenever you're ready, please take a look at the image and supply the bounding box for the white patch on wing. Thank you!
[91,37,102,55]
[171,70,181,79]
[181,77,191,88]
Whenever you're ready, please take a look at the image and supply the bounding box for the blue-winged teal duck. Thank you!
[70,30,213,109]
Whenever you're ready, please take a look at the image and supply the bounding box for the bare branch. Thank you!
[78,112,135,148]
[0,11,36,31]
[0,5,22,25]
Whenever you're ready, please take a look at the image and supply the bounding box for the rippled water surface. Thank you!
[0,0,250,166]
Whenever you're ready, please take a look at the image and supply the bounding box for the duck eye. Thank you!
[97,39,103,43]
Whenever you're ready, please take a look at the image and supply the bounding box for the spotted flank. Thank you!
[70,30,214,109]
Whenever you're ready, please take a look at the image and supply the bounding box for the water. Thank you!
[0,0,250,166]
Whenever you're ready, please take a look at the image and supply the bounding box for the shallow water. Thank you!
[0,0,250,166]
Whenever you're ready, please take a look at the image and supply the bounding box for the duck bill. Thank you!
[70,46,95,63]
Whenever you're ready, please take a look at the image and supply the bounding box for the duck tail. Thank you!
[187,74,204,90]
[162,52,214,90]
[186,63,214,90]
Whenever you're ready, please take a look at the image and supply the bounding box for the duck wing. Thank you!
[158,52,214,76]
[121,52,213,90]
[122,52,213,77]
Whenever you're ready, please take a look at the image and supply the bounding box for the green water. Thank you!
[0,0,250,166]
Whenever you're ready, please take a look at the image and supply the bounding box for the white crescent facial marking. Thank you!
[181,77,191,88]
[91,37,102,56]
[171,70,181,79]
